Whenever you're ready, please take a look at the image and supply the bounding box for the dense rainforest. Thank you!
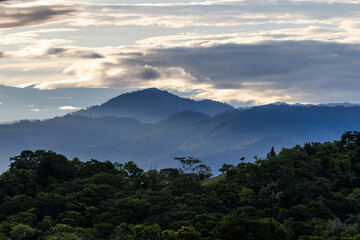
[2,132,360,239]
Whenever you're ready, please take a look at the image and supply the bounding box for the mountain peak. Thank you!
[141,87,163,92]
[75,88,234,123]
[105,88,181,107]
[127,88,167,95]
[269,102,289,106]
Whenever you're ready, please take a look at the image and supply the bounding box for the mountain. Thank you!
[74,88,234,123]
[1,90,360,173]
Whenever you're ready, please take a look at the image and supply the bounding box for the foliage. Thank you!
[2,132,360,239]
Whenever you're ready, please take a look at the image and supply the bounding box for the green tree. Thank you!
[175,157,201,173]
[219,164,235,174]
[176,226,201,240]
[131,224,161,240]
[162,230,180,240]
[10,224,33,240]
[267,147,277,159]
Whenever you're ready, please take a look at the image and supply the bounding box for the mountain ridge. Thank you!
[1,89,360,173]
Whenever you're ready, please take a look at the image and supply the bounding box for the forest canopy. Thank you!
[1,132,360,239]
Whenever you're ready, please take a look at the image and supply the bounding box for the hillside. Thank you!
[1,132,360,239]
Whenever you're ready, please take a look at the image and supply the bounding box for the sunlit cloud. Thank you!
[0,28,78,45]
[16,39,356,105]
[3,46,104,59]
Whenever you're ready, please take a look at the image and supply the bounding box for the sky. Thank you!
[0,0,360,122]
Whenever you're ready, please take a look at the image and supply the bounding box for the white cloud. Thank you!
[34,59,199,92]
[135,23,360,47]
[3,45,104,59]
[0,28,78,45]
[30,108,47,112]
[66,0,360,30]
[70,7,321,29]
[58,105,82,110]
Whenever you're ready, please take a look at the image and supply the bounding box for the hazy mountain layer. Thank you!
[1,91,360,173]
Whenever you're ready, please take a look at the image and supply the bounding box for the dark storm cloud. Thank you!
[128,41,360,85]
[0,2,81,29]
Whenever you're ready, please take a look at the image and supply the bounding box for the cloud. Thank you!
[0,28,78,45]
[0,1,83,29]
[34,59,198,92]
[31,40,360,105]
[58,105,82,110]
[68,0,360,29]
[45,47,104,59]
[71,7,311,28]
[30,108,47,112]
[133,65,161,80]
[135,23,360,47]
[1,0,360,107]
[3,46,104,59]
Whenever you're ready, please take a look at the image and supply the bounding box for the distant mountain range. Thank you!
[1,88,360,173]
[252,102,360,108]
